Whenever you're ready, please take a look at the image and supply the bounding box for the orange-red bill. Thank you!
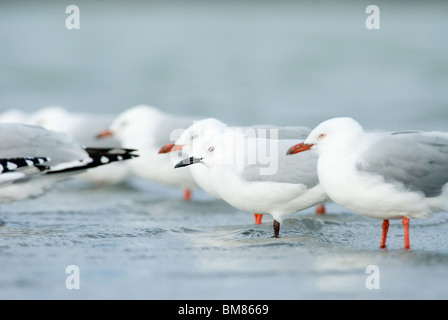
[158,143,185,154]
[286,143,313,155]
[158,143,175,154]
[96,129,113,139]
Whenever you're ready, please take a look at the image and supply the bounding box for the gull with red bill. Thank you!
[287,117,448,250]
[97,105,199,201]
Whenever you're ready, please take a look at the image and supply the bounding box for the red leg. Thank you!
[254,214,263,225]
[183,188,192,201]
[315,204,326,215]
[403,216,410,250]
[380,219,389,249]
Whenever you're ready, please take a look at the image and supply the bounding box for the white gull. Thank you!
[159,117,326,224]
[287,117,448,249]
[175,129,328,237]
[97,105,199,200]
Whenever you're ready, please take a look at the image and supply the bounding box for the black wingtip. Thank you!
[0,157,51,173]
[84,147,139,160]
[84,147,139,167]
[46,148,138,175]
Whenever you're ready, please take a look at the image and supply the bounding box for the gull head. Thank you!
[159,118,227,156]
[287,117,364,155]
[98,105,163,144]
[175,131,246,169]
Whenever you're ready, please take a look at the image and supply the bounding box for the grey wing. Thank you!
[0,123,88,165]
[244,125,311,140]
[271,126,311,140]
[241,138,319,188]
[357,131,448,197]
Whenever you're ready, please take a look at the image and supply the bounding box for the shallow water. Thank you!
[1,178,448,300]
[1,1,448,300]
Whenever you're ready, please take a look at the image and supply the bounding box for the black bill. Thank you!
[174,157,203,168]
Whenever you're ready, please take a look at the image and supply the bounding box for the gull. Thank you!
[0,123,138,204]
[159,118,326,224]
[174,129,328,237]
[97,105,198,200]
[25,106,131,185]
[287,117,448,249]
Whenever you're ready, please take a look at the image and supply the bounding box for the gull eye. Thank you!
[318,133,326,139]
[208,146,215,152]
[191,134,198,141]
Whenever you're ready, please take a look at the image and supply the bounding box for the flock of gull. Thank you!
[1,104,448,250]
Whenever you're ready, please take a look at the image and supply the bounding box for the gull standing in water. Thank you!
[287,117,448,249]
[159,117,326,224]
[175,129,328,237]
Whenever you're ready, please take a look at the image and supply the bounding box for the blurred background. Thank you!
[1,0,448,300]
[1,0,447,131]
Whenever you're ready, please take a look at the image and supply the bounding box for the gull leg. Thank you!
[403,217,410,250]
[183,188,192,201]
[272,220,280,238]
[315,204,326,215]
[380,219,389,249]
[254,214,263,225]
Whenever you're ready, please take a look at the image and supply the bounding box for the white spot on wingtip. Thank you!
[6,161,18,171]
[100,156,109,164]
[38,157,49,164]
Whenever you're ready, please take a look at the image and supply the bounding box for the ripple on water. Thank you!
[80,227,167,239]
